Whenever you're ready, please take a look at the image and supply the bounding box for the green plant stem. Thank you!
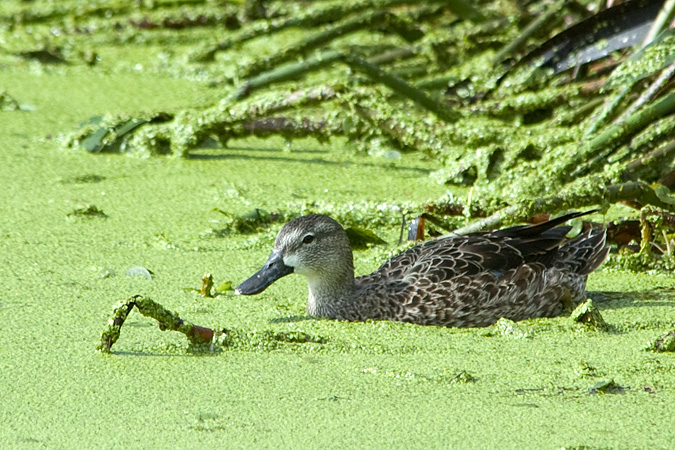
[344,54,460,122]
[230,49,343,100]
[614,61,675,124]
[573,90,675,177]
[97,296,216,352]
[239,8,390,79]
[453,181,675,235]
[642,0,675,47]
[624,139,675,180]
[493,1,562,63]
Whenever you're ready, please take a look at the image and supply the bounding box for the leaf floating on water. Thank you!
[18,46,67,64]
[88,119,145,153]
[344,226,387,249]
[644,330,675,352]
[59,174,106,184]
[126,266,153,280]
[66,204,108,219]
[70,112,173,154]
[216,280,233,292]
[589,379,626,394]
[200,273,214,297]
[99,268,115,279]
[212,208,286,234]
[449,370,477,384]
[0,90,21,111]
[570,299,607,330]
[78,116,106,152]
[493,317,533,339]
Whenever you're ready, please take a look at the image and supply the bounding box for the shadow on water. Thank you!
[188,146,432,175]
[109,351,197,357]
[589,287,675,309]
[268,314,315,324]
[266,290,675,326]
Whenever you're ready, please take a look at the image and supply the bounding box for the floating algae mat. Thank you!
[1,0,675,448]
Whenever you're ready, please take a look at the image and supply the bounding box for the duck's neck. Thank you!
[306,264,355,318]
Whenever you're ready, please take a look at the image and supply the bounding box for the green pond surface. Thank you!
[1,65,675,450]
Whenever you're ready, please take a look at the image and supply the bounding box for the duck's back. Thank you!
[351,217,608,327]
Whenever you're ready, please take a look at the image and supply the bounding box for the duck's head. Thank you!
[236,214,354,296]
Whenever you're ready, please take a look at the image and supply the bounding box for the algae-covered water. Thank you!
[1,9,675,450]
[1,64,674,450]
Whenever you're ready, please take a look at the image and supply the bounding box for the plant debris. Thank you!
[97,295,217,353]
[200,273,214,298]
[66,204,107,219]
[570,299,607,330]
[125,266,153,281]
[43,0,673,249]
[645,330,675,352]
[0,90,21,111]
[97,295,328,353]
[589,379,626,395]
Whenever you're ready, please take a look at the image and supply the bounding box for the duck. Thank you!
[235,211,608,327]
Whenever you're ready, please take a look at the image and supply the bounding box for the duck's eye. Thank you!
[302,234,315,244]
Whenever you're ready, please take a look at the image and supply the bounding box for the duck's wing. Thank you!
[496,212,608,274]
[367,211,603,282]
[555,228,609,274]
[356,261,571,327]
[362,211,604,285]
[363,230,566,285]
[354,212,606,327]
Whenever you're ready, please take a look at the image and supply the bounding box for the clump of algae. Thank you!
[97,296,328,354]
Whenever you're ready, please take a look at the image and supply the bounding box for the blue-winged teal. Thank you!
[236,212,608,327]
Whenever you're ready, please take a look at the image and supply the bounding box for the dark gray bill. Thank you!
[235,250,293,295]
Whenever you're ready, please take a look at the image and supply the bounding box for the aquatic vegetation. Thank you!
[4,2,675,447]
[66,204,108,219]
[570,299,607,330]
[97,295,328,353]
[210,208,287,234]
[588,379,626,394]
[125,266,154,280]
[0,89,21,111]
[21,0,668,239]
[7,0,674,354]
[199,273,214,298]
[645,330,675,352]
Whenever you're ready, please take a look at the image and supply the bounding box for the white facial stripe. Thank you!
[283,253,301,268]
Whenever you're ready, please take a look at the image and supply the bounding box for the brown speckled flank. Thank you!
[237,212,609,327]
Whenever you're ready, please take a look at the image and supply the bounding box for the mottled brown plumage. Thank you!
[236,212,609,327]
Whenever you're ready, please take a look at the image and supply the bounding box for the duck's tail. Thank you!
[557,228,609,275]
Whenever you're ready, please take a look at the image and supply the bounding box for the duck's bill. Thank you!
[235,250,294,295]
